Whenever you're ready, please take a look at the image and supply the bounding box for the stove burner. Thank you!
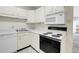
[57,34,62,36]
[52,35,60,37]
[43,32,53,35]
[43,32,62,38]
[51,34,62,37]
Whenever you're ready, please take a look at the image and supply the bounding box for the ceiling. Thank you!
[17,6,41,10]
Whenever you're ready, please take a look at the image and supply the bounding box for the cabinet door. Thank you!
[17,33,31,50]
[35,7,45,22]
[53,6,64,13]
[30,33,39,52]
[45,6,53,15]
[0,7,16,17]
[17,32,39,52]
[21,34,30,48]
[45,6,64,15]
[27,11,35,23]
[0,6,27,19]
[15,7,28,19]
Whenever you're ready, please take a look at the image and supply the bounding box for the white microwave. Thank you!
[44,12,65,24]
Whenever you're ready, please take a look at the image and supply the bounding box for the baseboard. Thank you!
[16,45,39,53]
[16,45,31,53]
[30,45,39,53]
[13,51,18,53]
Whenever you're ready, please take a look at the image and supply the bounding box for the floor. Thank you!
[18,47,37,53]
[73,33,79,53]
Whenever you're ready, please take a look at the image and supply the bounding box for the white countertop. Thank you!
[29,29,66,35]
[0,29,66,36]
[0,32,17,35]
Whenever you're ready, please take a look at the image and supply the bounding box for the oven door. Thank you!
[40,35,60,53]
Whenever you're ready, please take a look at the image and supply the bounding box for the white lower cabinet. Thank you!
[17,32,39,52]
[17,32,31,50]
[30,32,39,52]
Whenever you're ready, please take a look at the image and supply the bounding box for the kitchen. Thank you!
[0,6,73,53]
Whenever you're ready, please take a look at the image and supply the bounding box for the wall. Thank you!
[72,6,79,53]
[73,6,79,33]
[26,23,48,31]
[0,16,26,33]
[63,6,73,53]
[26,23,67,31]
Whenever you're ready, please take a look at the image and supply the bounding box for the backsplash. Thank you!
[26,23,36,30]
[0,17,26,33]
[26,23,67,31]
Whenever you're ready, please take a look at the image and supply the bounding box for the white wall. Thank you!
[0,17,26,33]
[73,6,79,53]
[26,23,48,31]
[26,23,67,31]
[64,6,73,53]
[73,7,79,34]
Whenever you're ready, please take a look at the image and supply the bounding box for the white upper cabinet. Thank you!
[26,10,36,23]
[45,6,64,15]
[35,7,45,23]
[26,7,45,23]
[0,6,28,19]
[44,6,65,24]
